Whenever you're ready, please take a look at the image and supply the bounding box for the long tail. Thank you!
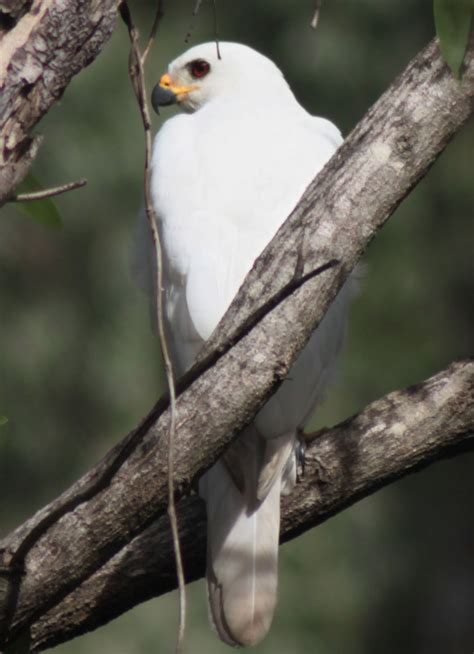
[201,459,281,647]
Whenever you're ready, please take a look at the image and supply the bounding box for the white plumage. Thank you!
[134,42,351,646]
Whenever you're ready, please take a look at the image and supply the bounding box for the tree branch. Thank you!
[11,178,87,202]
[30,360,474,651]
[0,37,473,650]
[0,0,119,206]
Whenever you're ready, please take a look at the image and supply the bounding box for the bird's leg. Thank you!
[296,426,331,481]
[295,428,307,480]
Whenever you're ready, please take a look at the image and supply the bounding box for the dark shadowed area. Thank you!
[0,1,472,653]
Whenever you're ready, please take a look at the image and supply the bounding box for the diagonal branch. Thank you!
[0,37,473,650]
[30,360,474,651]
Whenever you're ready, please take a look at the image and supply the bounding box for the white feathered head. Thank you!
[151,42,290,113]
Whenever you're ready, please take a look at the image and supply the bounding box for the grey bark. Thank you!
[0,33,472,653]
[0,0,118,205]
[31,360,474,651]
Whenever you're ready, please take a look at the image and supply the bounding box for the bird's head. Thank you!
[151,42,290,113]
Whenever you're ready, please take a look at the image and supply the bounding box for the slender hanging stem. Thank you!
[119,4,186,653]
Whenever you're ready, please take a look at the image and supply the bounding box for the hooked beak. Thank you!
[151,73,197,114]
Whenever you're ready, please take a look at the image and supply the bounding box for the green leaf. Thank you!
[0,415,7,426]
[4,630,30,654]
[15,173,63,229]
[434,0,473,78]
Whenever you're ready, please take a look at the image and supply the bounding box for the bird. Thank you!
[132,41,352,647]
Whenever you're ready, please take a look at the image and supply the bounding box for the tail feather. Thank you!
[201,460,281,647]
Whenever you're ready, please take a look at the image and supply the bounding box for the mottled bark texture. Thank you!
[0,35,473,652]
[0,0,118,205]
[31,361,474,651]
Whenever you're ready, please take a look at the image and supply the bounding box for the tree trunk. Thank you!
[0,0,118,205]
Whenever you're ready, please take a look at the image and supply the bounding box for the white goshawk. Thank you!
[133,41,352,647]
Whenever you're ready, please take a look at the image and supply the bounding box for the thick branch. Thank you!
[0,38,473,649]
[31,360,474,651]
[0,0,118,205]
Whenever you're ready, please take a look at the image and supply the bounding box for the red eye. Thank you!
[189,59,210,79]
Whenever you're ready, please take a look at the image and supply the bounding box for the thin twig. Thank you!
[12,179,87,202]
[142,0,165,66]
[211,0,221,59]
[119,4,186,653]
[310,0,322,29]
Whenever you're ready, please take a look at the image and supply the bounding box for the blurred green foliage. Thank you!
[14,174,63,230]
[434,0,473,77]
[0,1,472,653]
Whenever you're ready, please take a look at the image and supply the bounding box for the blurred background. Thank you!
[0,0,473,652]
